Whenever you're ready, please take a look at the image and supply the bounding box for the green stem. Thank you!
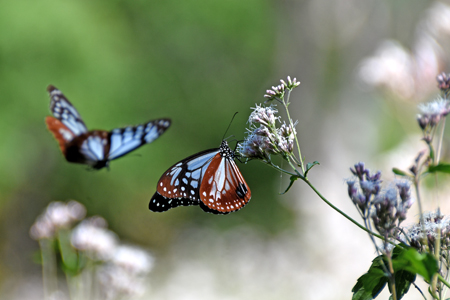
[436,118,446,164]
[438,274,450,289]
[40,239,58,300]
[386,253,397,300]
[266,161,301,178]
[283,90,305,174]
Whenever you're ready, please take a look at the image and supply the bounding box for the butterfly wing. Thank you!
[47,85,88,135]
[107,119,171,160]
[199,154,251,214]
[45,116,77,155]
[149,148,219,212]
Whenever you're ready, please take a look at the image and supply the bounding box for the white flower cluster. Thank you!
[30,200,86,240]
[407,209,450,252]
[30,201,154,300]
[238,105,297,161]
[97,245,154,300]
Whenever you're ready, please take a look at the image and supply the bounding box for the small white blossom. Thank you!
[98,264,146,300]
[112,245,154,275]
[418,97,450,116]
[248,105,278,128]
[71,217,118,260]
[29,200,86,240]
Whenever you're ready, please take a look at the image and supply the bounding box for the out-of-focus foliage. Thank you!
[0,0,291,283]
[4,0,450,299]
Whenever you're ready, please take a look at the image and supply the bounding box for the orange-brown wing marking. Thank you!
[45,116,76,155]
[200,155,251,213]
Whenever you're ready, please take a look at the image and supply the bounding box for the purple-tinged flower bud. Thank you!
[347,180,357,198]
[417,114,429,130]
[350,162,367,181]
[396,181,411,202]
[281,76,300,89]
[437,72,450,91]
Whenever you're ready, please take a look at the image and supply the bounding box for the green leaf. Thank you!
[305,161,319,177]
[280,175,298,195]
[393,248,438,282]
[429,144,435,161]
[352,247,419,300]
[392,269,416,300]
[392,168,410,177]
[352,259,387,300]
[427,163,450,175]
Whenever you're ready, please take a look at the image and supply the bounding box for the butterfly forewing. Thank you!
[155,149,218,199]
[47,85,88,135]
[108,119,171,160]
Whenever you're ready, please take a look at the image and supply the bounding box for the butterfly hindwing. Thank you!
[45,116,76,154]
[149,192,199,212]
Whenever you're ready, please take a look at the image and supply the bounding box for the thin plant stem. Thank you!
[303,178,385,240]
[40,239,58,300]
[431,227,441,299]
[436,118,446,163]
[266,161,299,177]
[439,274,450,289]
[386,254,397,300]
[283,90,305,174]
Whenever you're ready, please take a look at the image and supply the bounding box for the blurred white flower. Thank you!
[30,200,86,240]
[112,245,154,275]
[98,264,146,300]
[97,245,153,300]
[358,41,415,99]
[425,2,450,36]
[358,1,450,101]
[71,216,118,260]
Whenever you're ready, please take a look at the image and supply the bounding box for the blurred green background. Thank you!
[1,0,450,299]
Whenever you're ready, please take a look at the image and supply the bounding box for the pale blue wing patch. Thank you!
[79,135,107,164]
[156,150,218,201]
[107,119,171,160]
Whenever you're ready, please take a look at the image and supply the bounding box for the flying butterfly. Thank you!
[45,85,171,170]
[149,140,251,214]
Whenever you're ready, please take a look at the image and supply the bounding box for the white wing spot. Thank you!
[202,191,207,197]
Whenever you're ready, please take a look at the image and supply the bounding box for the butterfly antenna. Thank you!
[222,112,239,141]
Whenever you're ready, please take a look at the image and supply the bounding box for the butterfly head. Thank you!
[92,160,110,170]
[219,140,235,160]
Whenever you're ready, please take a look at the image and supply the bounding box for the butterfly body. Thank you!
[150,140,251,214]
[45,85,171,169]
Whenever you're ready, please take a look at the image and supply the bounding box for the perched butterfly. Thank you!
[45,85,171,170]
[149,140,251,214]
